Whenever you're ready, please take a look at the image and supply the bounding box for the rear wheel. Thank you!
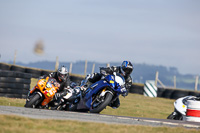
[24,93,42,108]
[90,92,113,113]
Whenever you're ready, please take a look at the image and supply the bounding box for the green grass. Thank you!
[0,94,199,133]
[0,97,26,107]
[101,94,174,119]
[0,114,199,133]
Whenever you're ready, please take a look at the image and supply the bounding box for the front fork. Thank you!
[92,88,113,105]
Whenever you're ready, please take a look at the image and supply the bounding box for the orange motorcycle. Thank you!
[24,76,59,108]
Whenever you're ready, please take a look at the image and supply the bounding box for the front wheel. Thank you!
[167,112,183,120]
[24,93,42,108]
[167,112,177,120]
[90,92,113,113]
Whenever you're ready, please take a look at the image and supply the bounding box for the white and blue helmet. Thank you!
[121,61,133,76]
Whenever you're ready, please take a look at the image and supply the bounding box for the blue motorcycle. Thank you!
[69,72,127,113]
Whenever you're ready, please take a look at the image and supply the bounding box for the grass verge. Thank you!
[0,115,199,133]
[0,93,199,132]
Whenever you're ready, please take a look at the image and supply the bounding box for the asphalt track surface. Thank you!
[0,106,200,129]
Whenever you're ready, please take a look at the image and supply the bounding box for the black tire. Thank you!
[0,77,31,84]
[0,88,29,94]
[0,83,30,89]
[0,70,32,79]
[170,90,189,99]
[10,65,26,73]
[25,68,42,78]
[14,71,32,79]
[41,70,52,76]
[24,93,42,108]
[189,91,200,97]
[0,93,24,98]
[90,92,113,113]
[0,63,10,70]
[129,86,144,94]
[0,83,15,88]
[157,87,165,97]
[162,89,174,99]
[167,112,183,120]
[167,112,176,120]
[0,70,15,77]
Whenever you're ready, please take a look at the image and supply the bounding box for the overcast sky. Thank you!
[0,0,200,75]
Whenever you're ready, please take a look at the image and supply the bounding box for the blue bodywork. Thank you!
[83,74,125,109]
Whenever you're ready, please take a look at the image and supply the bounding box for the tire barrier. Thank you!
[129,84,144,95]
[0,63,49,79]
[10,65,26,73]
[0,63,10,70]
[157,87,165,97]
[0,70,31,99]
[184,100,200,122]
[25,68,42,78]
[170,90,189,99]
[130,84,200,100]
[188,91,200,97]
[1,62,200,99]
[161,89,175,99]
[143,80,157,97]
[41,70,53,76]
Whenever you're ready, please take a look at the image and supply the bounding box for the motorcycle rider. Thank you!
[82,61,133,109]
[40,65,73,107]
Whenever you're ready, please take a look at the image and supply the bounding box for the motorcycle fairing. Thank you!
[84,75,117,108]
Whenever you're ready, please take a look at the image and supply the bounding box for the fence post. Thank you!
[84,60,87,76]
[174,76,176,88]
[55,56,59,71]
[195,76,199,91]
[13,50,17,65]
[155,71,159,87]
[69,62,72,73]
[91,63,95,74]
[106,63,110,67]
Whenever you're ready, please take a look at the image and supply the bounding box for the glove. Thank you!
[54,93,61,100]
[122,91,128,97]
[120,87,126,93]
[70,82,77,88]
[120,87,128,97]
[74,87,80,94]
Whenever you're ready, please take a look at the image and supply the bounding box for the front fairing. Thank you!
[84,80,109,108]
[174,97,187,115]
[104,75,116,88]
[28,77,59,106]
[84,75,117,100]
[83,74,124,109]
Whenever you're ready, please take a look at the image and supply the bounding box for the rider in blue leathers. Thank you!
[82,61,133,108]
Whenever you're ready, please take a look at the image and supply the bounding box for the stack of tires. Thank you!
[9,64,42,79]
[0,70,32,98]
[0,63,53,79]
[129,84,144,95]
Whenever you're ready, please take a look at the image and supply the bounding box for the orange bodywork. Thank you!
[30,77,59,106]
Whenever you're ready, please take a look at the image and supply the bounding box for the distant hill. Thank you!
[11,60,198,90]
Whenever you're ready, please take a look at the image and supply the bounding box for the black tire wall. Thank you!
[1,62,200,99]
[0,70,31,98]
[129,84,200,100]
